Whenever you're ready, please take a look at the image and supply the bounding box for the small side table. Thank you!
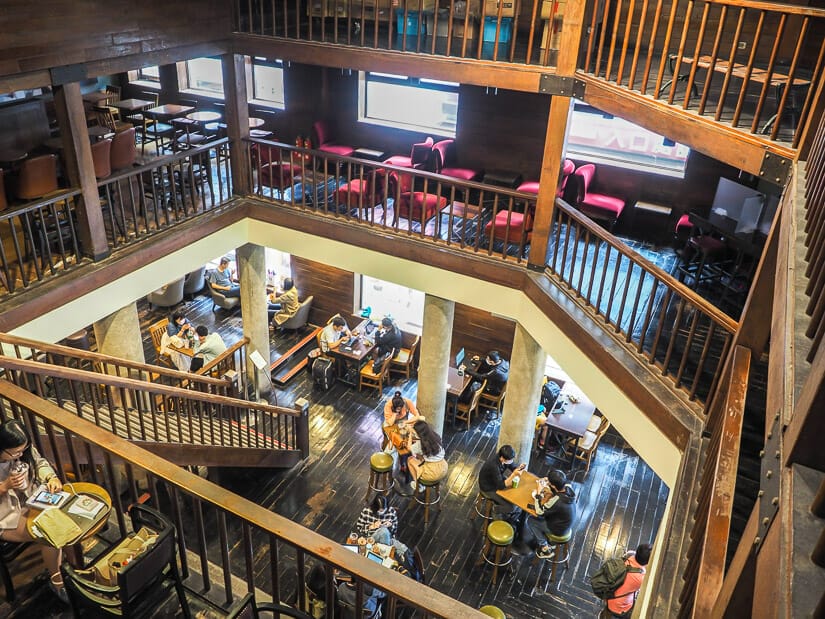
[353,147,386,162]
[483,170,523,189]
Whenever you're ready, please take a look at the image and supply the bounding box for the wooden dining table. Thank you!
[328,318,376,386]
[108,98,153,113]
[496,470,539,517]
[145,104,195,121]
[538,383,596,467]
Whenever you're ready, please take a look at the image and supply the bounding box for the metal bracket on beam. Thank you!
[755,411,781,553]
[539,75,585,98]
[760,151,792,187]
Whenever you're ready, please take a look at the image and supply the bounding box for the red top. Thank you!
[606,555,646,614]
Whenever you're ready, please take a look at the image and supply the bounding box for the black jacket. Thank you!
[374,326,402,358]
[467,358,510,395]
[536,484,576,535]
[478,454,515,493]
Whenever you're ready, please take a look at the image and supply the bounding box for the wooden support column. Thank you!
[528,0,587,269]
[52,82,110,261]
[222,53,251,196]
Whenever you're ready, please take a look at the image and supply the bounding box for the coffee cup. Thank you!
[11,461,29,490]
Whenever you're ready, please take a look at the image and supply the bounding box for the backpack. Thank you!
[590,557,643,599]
[312,357,334,390]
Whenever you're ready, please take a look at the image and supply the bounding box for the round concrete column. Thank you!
[236,243,271,394]
[93,302,146,363]
[499,323,545,468]
[416,294,455,435]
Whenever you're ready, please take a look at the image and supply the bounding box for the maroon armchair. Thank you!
[432,139,482,181]
[335,169,391,210]
[512,158,574,198]
[571,163,626,230]
[484,207,534,245]
[384,137,434,170]
[393,170,446,223]
[254,144,302,192]
[312,120,354,157]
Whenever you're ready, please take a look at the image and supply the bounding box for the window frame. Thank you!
[358,71,459,137]
[246,57,286,110]
[177,57,225,100]
[358,274,424,336]
[127,66,161,90]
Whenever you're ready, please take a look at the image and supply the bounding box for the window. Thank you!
[179,57,224,99]
[127,65,160,89]
[566,102,690,178]
[250,57,285,109]
[265,248,292,285]
[358,72,459,136]
[360,276,425,335]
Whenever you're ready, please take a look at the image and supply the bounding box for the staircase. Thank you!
[0,340,309,468]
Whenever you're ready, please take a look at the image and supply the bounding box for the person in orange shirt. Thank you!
[382,391,419,487]
[602,543,653,618]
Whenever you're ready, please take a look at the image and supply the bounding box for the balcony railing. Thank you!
[547,198,738,411]
[0,376,483,618]
[234,0,571,66]
[248,138,537,263]
[580,0,825,147]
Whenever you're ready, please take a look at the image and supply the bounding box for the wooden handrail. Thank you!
[0,377,484,618]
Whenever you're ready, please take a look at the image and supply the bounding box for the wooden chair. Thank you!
[94,106,132,134]
[564,415,610,474]
[359,354,393,395]
[454,379,486,430]
[149,318,173,368]
[390,334,419,380]
[479,383,507,418]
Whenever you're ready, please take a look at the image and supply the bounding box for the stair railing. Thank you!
[0,355,307,456]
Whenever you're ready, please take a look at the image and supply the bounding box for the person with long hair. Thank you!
[407,420,448,491]
[382,391,418,484]
[0,419,66,601]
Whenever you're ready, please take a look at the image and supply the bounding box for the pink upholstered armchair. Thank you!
[484,207,534,246]
[254,144,302,192]
[432,139,483,181]
[571,163,626,230]
[335,169,390,210]
[312,120,355,157]
[512,158,575,199]
[384,137,435,170]
[392,169,446,224]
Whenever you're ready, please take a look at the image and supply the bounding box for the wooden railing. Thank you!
[97,138,232,249]
[0,139,233,299]
[0,332,236,397]
[0,378,482,618]
[0,355,306,454]
[580,0,825,147]
[803,113,825,362]
[0,188,84,294]
[234,0,571,66]
[248,138,537,263]
[677,344,749,617]
[546,199,738,411]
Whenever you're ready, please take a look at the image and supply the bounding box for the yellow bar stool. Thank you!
[532,528,572,583]
[414,478,442,525]
[478,520,514,585]
[479,605,507,619]
[367,452,393,501]
[471,491,496,536]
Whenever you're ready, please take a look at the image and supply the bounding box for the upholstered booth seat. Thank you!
[313,120,354,157]
[572,163,626,230]
[384,137,434,170]
[432,139,483,181]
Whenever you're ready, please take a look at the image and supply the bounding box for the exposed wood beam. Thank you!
[232,36,554,93]
[578,76,797,178]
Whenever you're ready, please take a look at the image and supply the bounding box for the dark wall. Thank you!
[290,256,515,359]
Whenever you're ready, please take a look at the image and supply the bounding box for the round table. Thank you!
[27,481,113,546]
[186,111,222,123]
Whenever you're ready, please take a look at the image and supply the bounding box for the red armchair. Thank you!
[571,163,626,230]
[393,170,446,223]
[254,144,302,192]
[384,137,434,170]
[484,207,534,245]
[312,120,355,157]
[432,139,483,181]
[513,159,574,198]
[335,169,390,210]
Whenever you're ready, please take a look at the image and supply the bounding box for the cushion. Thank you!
[577,430,597,450]
[581,193,625,216]
[318,144,354,157]
[517,180,540,194]
[544,529,572,544]
[484,210,532,242]
[384,155,413,168]
[398,192,446,222]
[487,520,515,545]
[441,166,481,181]
[370,452,394,472]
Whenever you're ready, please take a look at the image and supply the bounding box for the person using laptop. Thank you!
[371,317,402,371]
[460,350,510,404]
[319,315,350,354]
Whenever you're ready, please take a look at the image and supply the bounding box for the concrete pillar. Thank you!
[499,323,545,468]
[93,303,145,363]
[416,294,455,435]
[237,243,271,394]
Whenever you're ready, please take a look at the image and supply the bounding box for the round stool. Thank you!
[532,529,572,583]
[478,520,514,585]
[472,492,496,535]
[414,478,442,525]
[479,605,506,619]
[367,452,393,500]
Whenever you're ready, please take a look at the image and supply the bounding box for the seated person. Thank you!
[527,469,577,558]
[354,494,409,557]
[319,315,350,354]
[0,419,68,602]
[372,317,402,366]
[208,257,240,298]
[337,579,384,619]
[460,350,509,404]
[160,313,194,372]
[478,444,525,510]
[190,325,227,372]
[407,420,448,492]
[268,277,300,325]
[382,392,418,484]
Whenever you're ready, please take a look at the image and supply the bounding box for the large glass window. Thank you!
[360,276,424,335]
[358,72,459,136]
[250,57,285,109]
[566,102,690,178]
[179,57,224,98]
[127,65,160,89]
